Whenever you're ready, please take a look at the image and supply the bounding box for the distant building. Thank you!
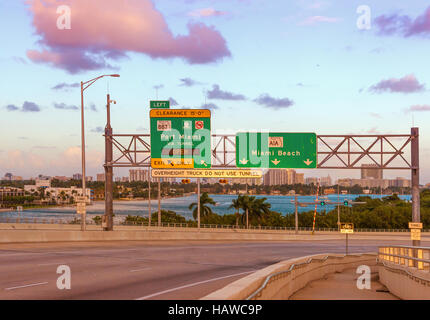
[53,176,70,181]
[361,164,383,180]
[129,169,153,182]
[337,177,411,189]
[295,173,305,184]
[97,173,105,182]
[320,176,332,186]
[73,173,82,180]
[12,176,23,181]
[305,177,318,185]
[263,169,299,186]
[0,187,24,197]
[35,178,51,188]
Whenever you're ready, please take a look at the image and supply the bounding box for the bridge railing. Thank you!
[378,245,430,271]
[0,216,429,233]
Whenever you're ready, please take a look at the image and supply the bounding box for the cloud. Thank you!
[54,103,79,110]
[26,0,230,73]
[169,97,179,106]
[254,94,294,109]
[207,84,246,100]
[201,103,219,110]
[369,74,425,94]
[6,104,19,111]
[51,82,80,91]
[6,102,41,112]
[179,78,203,87]
[91,127,104,133]
[189,8,228,18]
[88,103,97,112]
[405,105,430,113]
[22,101,41,112]
[299,16,341,26]
[374,7,430,37]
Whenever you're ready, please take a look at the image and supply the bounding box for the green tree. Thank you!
[189,192,216,221]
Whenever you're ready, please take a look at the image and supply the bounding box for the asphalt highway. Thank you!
[1,239,427,300]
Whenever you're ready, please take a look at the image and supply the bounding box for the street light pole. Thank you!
[80,74,120,232]
[80,81,87,231]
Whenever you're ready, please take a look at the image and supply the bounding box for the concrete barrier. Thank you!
[379,262,430,300]
[202,253,377,300]
[0,223,427,243]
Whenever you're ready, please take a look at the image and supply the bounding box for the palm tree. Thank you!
[249,197,271,225]
[189,192,216,221]
[229,196,243,227]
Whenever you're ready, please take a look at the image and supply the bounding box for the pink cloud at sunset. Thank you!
[369,74,426,94]
[26,0,231,73]
[375,6,430,37]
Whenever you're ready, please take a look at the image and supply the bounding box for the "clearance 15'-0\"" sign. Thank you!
[150,109,211,169]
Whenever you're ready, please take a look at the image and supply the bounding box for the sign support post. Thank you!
[158,178,161,226]
[197,178,201,230]
[148,168,151,227]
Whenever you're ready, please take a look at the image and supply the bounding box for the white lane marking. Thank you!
[129,268,151,273]
[4,282,48,291]
[135,270,255,300]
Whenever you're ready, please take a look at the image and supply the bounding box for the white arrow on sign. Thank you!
[304,159,313,166]
[239,158,249,165]
[271,159,280,166]
[200,160,208,167]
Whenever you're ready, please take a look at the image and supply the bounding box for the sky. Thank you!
[0,0,430,183]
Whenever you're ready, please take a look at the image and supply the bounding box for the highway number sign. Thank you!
[340,223,354,234]
[236,132,317,168]
[411,229,421,241]
[150,109,211,169]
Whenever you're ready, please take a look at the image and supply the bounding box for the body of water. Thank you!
[0,194,412,221]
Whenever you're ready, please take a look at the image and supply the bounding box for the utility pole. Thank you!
[411,127,420,247]
[104,94,114,231]
[80,81,87,232]
[295,194,298,235]
[337,184,340,230]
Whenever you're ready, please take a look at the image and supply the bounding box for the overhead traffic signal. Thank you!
[219,179,228,184]
[344,200,349,206]
[181,179,190,184]
[320,201,326,206]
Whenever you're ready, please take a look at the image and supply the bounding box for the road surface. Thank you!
[1,239,427,300]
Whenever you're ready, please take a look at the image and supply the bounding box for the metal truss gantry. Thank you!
[107,132,417,170]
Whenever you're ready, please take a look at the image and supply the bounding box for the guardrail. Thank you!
[0,217,429,233]
[245,253,376,300]
[378,245,430,271]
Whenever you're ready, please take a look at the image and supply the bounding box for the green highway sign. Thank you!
[150,109,211,169]
[236,132,317,168]
[150,100,170,109]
